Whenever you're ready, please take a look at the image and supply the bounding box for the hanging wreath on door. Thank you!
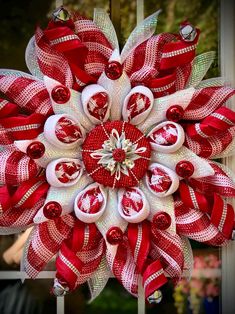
[0,6,234,303]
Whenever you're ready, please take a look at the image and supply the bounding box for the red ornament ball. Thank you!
[153,212,171,230]
[105,61,123,80]
[106,227,124,245]
[166,105,184,122]
[43,201,62,219]
[55,117,82,144]
[51,85,71,104]
[175,160,194,178]
[26,141,45,159]
[112,148,126,163]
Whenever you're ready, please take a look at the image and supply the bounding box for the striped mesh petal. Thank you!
[0,74,53,116]
[23,214,75,278]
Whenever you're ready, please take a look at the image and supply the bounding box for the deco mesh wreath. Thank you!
[0,6,235,303]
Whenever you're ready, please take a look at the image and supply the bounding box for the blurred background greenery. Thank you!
[0,0,220,313]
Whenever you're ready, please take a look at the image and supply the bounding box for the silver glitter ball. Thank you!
[52,6,70,22]
[147,290,163,304]
[52,279,69,297]
[179,24,197,42]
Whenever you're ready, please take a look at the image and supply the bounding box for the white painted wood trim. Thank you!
[220,1,235,314]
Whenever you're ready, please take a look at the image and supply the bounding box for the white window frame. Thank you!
[221,1,235,313]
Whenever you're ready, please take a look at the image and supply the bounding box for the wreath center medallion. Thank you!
[82,121,151,188]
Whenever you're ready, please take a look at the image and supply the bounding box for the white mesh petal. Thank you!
[93,8,119,51]
[186,51,215,88]
[138,87,195,134]
[151,145,215,178]
[96,188,128,256]
[14,133,80,168]
[98,50,131,121]
[120,10,160,63]
[140,181,176,234]
[44,76,92,131]
[33,174,92,224]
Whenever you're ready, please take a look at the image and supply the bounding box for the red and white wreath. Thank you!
[0,6,235,302]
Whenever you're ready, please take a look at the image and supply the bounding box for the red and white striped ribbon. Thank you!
[24,214,75,278]
[0,150,40,185]
[183,86,235,120]
[186,107,235,141]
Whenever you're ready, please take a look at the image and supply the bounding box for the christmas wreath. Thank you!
[0,6,235,303]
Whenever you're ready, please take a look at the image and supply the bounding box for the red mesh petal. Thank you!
[0,75,53,116]
[35,27,74,87]
[151,229,184,283]
[124,34,174,85]
[73,15,113,78]
[184,86,235,120]
[24,214,75,278]
[0,150,41,185]
[0,113,46,145]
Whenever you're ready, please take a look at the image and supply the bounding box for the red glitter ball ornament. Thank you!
[26,141,45,159]
[112,148,126,162]
[176,160,194,178]
[105,61,123,80]
[153,212,171,230]
[147,167,172,193]
[126,93,151,121]
[51,85,71,104]
[121,188,143,216]
[77,187,104,214]
[55,117,82,143]
[166,105,184,122]
[43,201,62,219]
[55,161,81,183]
[106,227,124,245]
[88,92,109,121]
[150,123,178,146]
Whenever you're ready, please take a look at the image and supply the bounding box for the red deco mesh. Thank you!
[183,86,235,120]
[0,99,18,118]
[179,182,234,239]
[0,150,41,186]
[24,214,75,278]
[175,199,229,246]
[0,198,44,230]
[0,176,49,228]
[127,221,150,274]
[0,113,46,145]
[184,127,235,158]
[189,161,235,197]
[73,14,113,78]
[159,30,199,71]
[184,106,235,158]
[35,27,74,88]
[55,221,105,290]
[148,71,177,98]
[150,228,184,284]
[106,236,139,296]
[186,107,235,140]
[0,75,53,116]
[124,33,174,86]
[175,62,192,90]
